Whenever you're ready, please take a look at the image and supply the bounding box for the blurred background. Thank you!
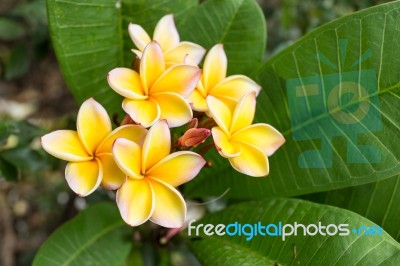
[0,0,392,265]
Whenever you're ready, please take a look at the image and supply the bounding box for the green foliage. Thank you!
[0,17,25,41]
[33,203,132,266]
[178,0,266,77]
[46,0,265,116]
[42,0,400,265]
[303,174,400,242]
[46,0,197,116]
[189,198,400,265]
[0,120,43,146]
[3,43,30,80]
[0,0,48,80]
[185,1,400,198]
[0,157,18,181]
[0,121,50,181]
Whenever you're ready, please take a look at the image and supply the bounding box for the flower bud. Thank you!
[178,128,211,147]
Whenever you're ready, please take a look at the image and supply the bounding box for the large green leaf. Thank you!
[46,0,196,115]
[178,0,266,77]
[303,174,400,242]
[46,0,265,115]
[188,198,400,265]
[185,1,400,198]
[33,202,131,266]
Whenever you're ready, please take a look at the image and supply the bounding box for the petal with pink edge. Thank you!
[147,151,205,187]
[142,120,170,172]
[150,64,201,98]
[149,178,186,228]
[153,14,179,52]
[122,98,160,128]
[112,138,143,179]
[140,41,165,92]
[202,44,227,90]
[212,127,240,158]
[152,93,192,128]
[230,92,256,134]
[117,178,154,226]
[97,125,147,154]
[97,153,126,190]
[232,124,285,156]
[107,68,146,99]
[128,23,151,51]
[228,142,269,177]
[77,98,111,155]
[41,130,91,162]
[164,41,206,65]
[65,159,102,196]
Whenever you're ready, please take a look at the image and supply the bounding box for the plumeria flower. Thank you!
[113,120,206,227]
[108,41,201,128]
[160,200,206,244]
[207,92,285,177]
[189,44,261,112]
[41,98,147,196]
[129,14,205,67]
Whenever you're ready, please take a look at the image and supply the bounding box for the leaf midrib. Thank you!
[190,199,400,265]
[281,81,400,136]
[191,237,278,265]
[217,0,245,43]
[62,220,124,265]
[254,1,400,137]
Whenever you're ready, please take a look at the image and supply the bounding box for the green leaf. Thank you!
[0,17,25,41]
[0,157,18,181]
[0,123,8,146]
[46,0,196,115]
[46,0,265,115]
[33,202,131,266]
[185,1,400,198]
[303,174,400,242]
[4,43,30,80]
[178,0,266,77]
[189,198,400,265]
[13,0,48,29]
[0,120,44,146]
[0,147,48,173]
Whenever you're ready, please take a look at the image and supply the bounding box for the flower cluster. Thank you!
[41,14,285,228]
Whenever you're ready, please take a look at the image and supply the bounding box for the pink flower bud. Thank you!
[178,128,211,147]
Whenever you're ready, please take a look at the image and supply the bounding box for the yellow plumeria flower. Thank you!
[207,92,285,177]
[108,41,201,128]
[189,44,261,112]
[41,98,147,196]
[112,120,206,228]
[129,14,206,67]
